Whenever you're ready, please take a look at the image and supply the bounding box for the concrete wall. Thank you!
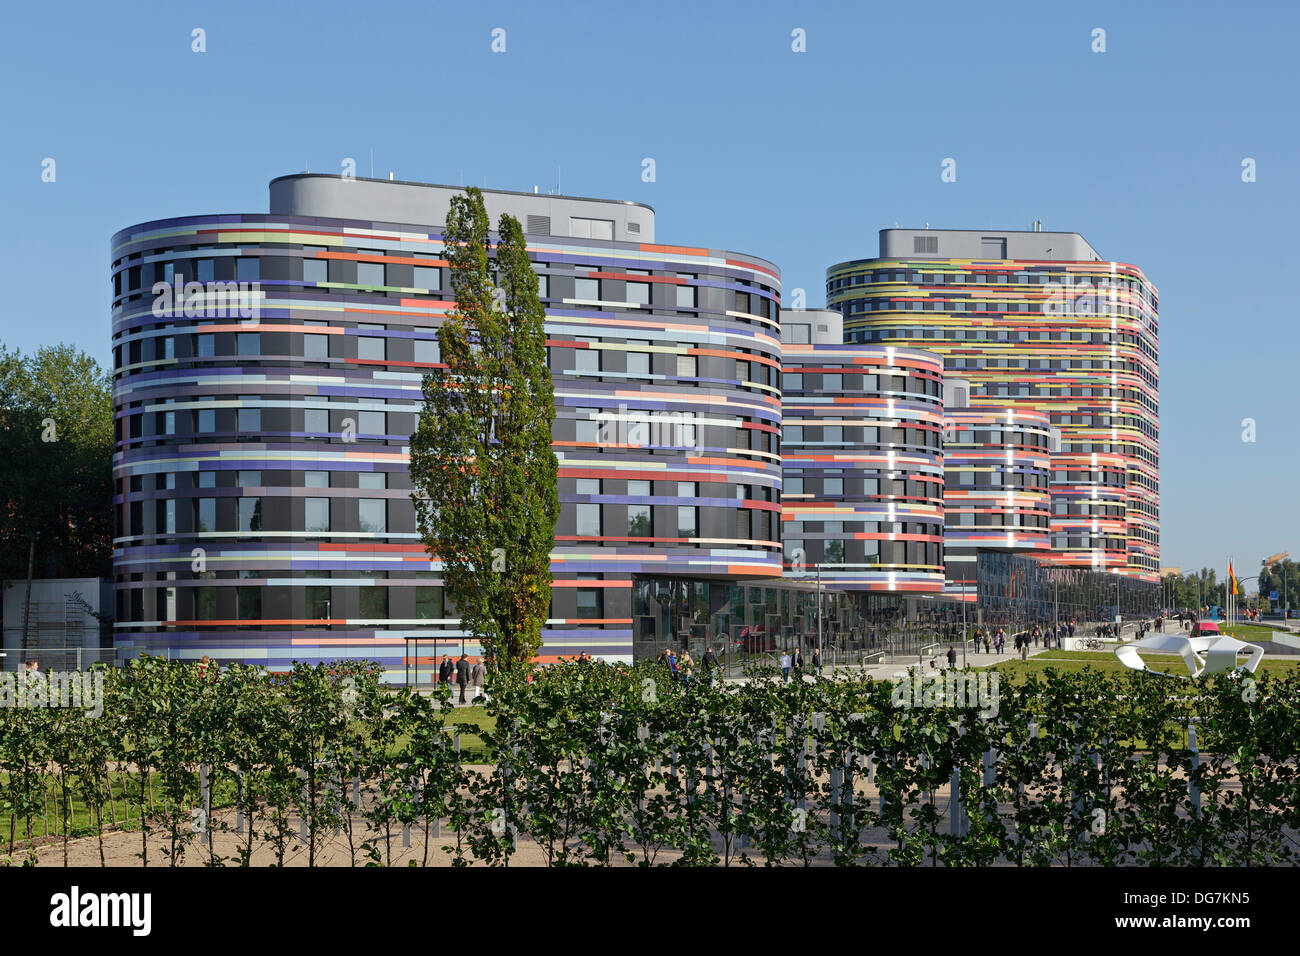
[780,309,842,345]
[270,174,656,242]
[879,228,1102,261]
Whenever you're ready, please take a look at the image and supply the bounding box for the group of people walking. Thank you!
[970,621,1075,658]
[437,654,488,704]
[655,646,718,688]
[778,647,822,682]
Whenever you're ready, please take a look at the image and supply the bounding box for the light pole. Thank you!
[816,563,823,657]
[960,593,968,668]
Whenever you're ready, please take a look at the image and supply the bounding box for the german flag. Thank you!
[1229,560,1238,596]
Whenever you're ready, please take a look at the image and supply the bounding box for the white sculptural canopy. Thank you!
[1114,633,1263,678]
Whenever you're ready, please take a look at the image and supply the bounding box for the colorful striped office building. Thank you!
[779,311,946,594]
[827,229,1159,583]
[940,394,1052,601]
[111,175,784,676]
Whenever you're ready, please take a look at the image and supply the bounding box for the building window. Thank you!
[676,355,696,378]
[237,407,260,433]
[783,373,803,390]
[627,282,650,306]
[357,329,386,361]
[303,258,327,284]
[675,277,696,309]
[824,478,843,496]
[576,588,604,619]
[305,470,329,488]
[358,472,386,490]
[677,506,697,538]
[628,503,652,536]
[784,425,803,444]
[237,332,260,356]
[415,586,444,619]
[196,334,215,357]
[236,586,261,622]
[237,498,262,532]
[575,503,602,537]
[305,584,332,620]
[357,259,385,287]
[197,259,215,283]
[304,333,329,359]
[359,499,387,534]
[823,373,843,391]
[236,258,259,282]
[626,350,650,376]
[575,277,601,301]
[305,497,330,533]
[785,477,803,496]
[575,409,600,443]
[358,410,386,436]
[304,408,328,434]
[359,586,388,620]
[575,343,601,372]
[414,337,441,364]
[413,265,440,290]
[195,498,216,533]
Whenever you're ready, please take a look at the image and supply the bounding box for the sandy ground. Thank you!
[15,764,1282,867]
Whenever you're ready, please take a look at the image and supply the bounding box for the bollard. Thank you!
[299,768,309,843]
[828,763,843,842]
[950,765,963,837]
[352,745,361,810]
[199,764,212,850]
[1187,726,1200,816]
[982,748,998,825]
[401,763,411,848]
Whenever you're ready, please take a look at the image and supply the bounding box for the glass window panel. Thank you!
[358,499,387,533]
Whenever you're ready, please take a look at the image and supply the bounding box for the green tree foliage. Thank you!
[2,659,1299,866]
[0,342,114,580]
[408,188,558,672]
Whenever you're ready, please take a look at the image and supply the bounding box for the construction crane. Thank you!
[1263,552,1288,568]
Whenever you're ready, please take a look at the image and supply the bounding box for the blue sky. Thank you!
[2,0,1296,583]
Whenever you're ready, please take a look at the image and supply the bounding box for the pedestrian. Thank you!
[667,648,679,681]
[946,645,956,668]
[456,653,470,704]
[812,646,822,678]
[792,647,803,680]
[1020,638,1028,662]
[702,643,719,687]
[471,658,487,702]
[438,655,453,688]
[983,635,991,654]
[780,650,791,682]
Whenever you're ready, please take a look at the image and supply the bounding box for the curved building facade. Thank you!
[941,405,1052,601]
[111,175,783,676]
[827,228,1159,582]
[780,311,945,593]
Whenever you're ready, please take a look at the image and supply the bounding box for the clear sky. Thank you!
[2,0,1296,582]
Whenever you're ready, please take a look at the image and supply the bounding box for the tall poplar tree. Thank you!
[409,188,558,672]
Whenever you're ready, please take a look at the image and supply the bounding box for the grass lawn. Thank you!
[1221,623,1296,644]
[977,648,1300,681]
